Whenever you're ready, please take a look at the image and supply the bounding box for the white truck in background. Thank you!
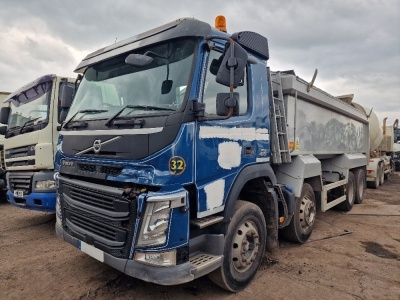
[0,92,10,201]
[349,101,396,188]
[0,75,75,211]
[392,119,400,171]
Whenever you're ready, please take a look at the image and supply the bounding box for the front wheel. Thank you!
[280,183,316,243]
[208,200,266,292]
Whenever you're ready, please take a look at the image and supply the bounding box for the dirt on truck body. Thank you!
[0,173,399,300]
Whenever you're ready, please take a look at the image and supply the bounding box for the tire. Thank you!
[208,200,266,292]
[385,162,394,180]
[379,163,385,186]
[280,183,316,243]
[337,171,355,211]
[353,169,366,204]
[367,165,380,189]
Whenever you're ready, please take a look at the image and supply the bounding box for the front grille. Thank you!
[6,160,35,167]
[9,172,34,193]
[5,145,30,159]
[66,210,127,242]
[77,163,122,177]
[61,178,136,259]
[63,182,129,212]
[0,150,4,169]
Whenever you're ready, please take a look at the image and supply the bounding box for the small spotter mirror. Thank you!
[125,54,154,67]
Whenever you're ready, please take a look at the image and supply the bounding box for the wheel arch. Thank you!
[223,163,277,222]
[223,163,279,252]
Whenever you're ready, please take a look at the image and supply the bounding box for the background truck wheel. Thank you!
[281,183,316,243]
[354,169,366,204]
[337,171,355,211]
[208,200,266,292]
[367,166,380,189]
[384,162,394,180]
[379,163,385,185]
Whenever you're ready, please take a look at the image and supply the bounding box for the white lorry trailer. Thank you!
[0,75,74,211]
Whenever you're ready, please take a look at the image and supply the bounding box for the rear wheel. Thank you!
[354,169,366,204]
[379,163,385,185]
[337,171,355,211]
[208,200,266,292]
[367,166,380,189]
[281,183,316,243]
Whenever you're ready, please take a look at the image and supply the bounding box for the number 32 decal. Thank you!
[169,156,186,175]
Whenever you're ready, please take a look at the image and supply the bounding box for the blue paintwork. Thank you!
[7,190,56,212]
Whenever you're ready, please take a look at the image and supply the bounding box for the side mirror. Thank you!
[125,54,153,67]
[216,92,239,116]
[59,110,68,123]
[161,80,173,94]
[216,42,248,88]
[0,107,10,125]
[61,85,74,109]
[0,125,6,135]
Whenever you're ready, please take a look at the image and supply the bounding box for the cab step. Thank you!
[190,252,223,278]
[190,216,224,229]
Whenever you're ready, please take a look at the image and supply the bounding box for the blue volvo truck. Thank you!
[55,17,369,291]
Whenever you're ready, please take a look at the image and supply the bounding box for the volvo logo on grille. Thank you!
[62,160,74,166]
[93,139,102,153]
[75,136,121,156]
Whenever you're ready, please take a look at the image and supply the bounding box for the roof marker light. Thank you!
[215,15,227,32]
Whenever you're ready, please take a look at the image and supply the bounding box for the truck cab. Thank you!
[0,75,75,212]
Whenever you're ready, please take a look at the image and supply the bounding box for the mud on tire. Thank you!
[280,183,316,243]
[208,200,266,292]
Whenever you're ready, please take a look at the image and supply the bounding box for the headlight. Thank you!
[35,180,56,190]
[137,201,171,247]
[136,191,187,247]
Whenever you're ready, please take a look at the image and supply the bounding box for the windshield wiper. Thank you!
[20,117,40,134]
[105,105,175,127]
[63,109,108,129]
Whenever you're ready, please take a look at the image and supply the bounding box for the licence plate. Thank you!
[14,190,24,197]
[78,241,104,262]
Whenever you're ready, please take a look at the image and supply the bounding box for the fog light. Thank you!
[134,250,176,267]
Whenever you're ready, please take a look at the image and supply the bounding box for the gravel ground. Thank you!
[0,173,399,300]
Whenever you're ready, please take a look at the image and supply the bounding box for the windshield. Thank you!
[67,38,196,121]
[7,80,52,130]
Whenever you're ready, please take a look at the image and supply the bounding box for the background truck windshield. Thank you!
[67,38,196,121]
[7,80,52,130]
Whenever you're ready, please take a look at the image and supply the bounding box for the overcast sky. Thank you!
[0,0,399,124]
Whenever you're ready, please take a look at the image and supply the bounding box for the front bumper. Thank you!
[56,223,194,285]
[7,190,56,212]
[6,170,56,212]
